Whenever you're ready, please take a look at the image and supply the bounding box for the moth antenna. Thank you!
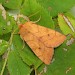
[32,15,41,23]
[17,14,30,22]
[28,11,41,23]
[17,10,41,23]
[29,11,40,18]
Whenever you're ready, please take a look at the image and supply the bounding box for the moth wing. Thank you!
[24,35,54,65]
[19,22,66,64]
[19,23,54,64]
[39,30,66,48]
[20,22,66,48]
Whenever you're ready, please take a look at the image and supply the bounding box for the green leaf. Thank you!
[8,50,31,75]
[58,13,75,37]
[42,38,75,75]
[0,33,11,41]
[0,5,18,35]
[0,57,9,75]
[12,35,43,69]
[20,0,54,29]
[37,64,46,74]
[1,0,23,9]
[0,39,8,56]
[0,10,13,35]
[36,0,75,17]
[0,57,3,72]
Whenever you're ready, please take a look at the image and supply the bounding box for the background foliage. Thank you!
[0,0,75,75]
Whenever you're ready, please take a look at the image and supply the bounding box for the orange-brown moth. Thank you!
[19,22,66,65]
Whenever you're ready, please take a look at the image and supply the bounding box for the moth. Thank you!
[19,22,66,65]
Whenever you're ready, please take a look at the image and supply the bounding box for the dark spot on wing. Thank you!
[48,34,50,36]
[38,47,41,49]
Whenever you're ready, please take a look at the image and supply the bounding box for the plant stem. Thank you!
[0,28,18,75]
[0,50,10,75]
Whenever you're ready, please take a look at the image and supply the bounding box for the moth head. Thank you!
[19,24,24,29]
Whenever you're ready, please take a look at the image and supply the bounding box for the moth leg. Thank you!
[22,39,26,49]
[19,35,26,49]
